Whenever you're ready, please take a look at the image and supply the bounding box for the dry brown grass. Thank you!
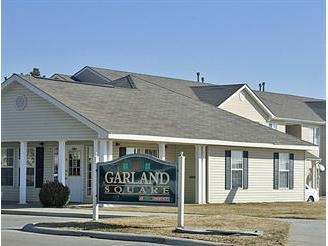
[62,199,325,245]
[71,198,326,219]
[37,214,290,245]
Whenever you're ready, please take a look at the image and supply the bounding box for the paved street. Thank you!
[1,214,164,246]
[287,219,326,246]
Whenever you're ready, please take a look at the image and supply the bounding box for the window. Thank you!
[125,147,158,158]
[231,151,243,188]
[52,147,59,181]
[86,146,93,196]
[68,149,81,176]
[269,123,277,130]
[273,152,294,190]
[279,153,289,188]
[26,147,36,186]
[1,147,14,186]
[145,149,158,157]
[309,127,320,145]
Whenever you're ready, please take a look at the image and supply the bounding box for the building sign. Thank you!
[97,154,177,205]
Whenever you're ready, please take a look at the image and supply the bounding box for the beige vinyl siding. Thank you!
[1,142,54,202]
[93,141,196,204]
[208,146,305,203]
[2,82,97,141]
[220,91,269,124]
[166,144,195,203]
[276,123,286,133]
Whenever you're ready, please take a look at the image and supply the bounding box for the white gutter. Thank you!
[272,117,325,125]
[107,134,317,151]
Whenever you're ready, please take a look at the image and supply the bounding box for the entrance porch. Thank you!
[1,140,206,204]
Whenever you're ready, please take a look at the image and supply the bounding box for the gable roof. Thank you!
[5,73,314,149]
[255,91,326,123]
[50,73,76,82]
[45,66,326,125]
[89,66,211,100]
[190,84,245,107]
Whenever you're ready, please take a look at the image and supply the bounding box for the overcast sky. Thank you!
[2,0,325,99]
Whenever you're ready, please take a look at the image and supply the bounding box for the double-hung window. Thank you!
[231,151,243,188]
[225,150,248,190]
[309,127,320,145]
[278,153,289,188]
[273,152,294,189]
[1,147,14,186]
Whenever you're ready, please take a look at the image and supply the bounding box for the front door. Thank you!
[66,145,83,203]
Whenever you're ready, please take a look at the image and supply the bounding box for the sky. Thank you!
[2,0,326,99]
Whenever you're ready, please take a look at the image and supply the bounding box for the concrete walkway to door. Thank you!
[286,218,326,246]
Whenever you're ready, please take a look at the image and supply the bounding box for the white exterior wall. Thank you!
[207,146,305,203]
[220,91,269,124]
[2,82,98,141]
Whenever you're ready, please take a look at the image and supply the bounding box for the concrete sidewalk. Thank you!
[1,202,176,219]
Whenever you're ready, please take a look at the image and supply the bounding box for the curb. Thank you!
[1,210,123,219]
[22,223,230,246]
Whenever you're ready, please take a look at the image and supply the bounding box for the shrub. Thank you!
[39,181,70,207]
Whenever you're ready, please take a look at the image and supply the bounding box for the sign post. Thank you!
[92,141,99,220]
[177,152,185,228]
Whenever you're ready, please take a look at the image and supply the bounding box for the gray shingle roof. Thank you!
[255,91,326,122]
[18,74,311,146]
[48,67,326,124]
[90,67,211,100]
[191,84,245,107]
[50,73,76,82]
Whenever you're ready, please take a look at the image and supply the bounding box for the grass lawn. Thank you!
[37,215,290,245]
[53,199,325,245]
[70,198,326,219]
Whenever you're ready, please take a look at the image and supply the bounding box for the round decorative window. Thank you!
[16,94,27,110]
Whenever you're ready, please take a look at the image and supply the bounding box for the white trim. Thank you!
[19,141,27,204]
[58,140,66,185]
[272,117,325,125]
[2,75,108,138]
[158,143,166,160]
[107,134,316,151]
[195,145,206,204]
[107,140,113,161]
[218,85,275,119]
[92,139,99,220]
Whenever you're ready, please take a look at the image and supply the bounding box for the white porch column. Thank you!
[100,140,108,162]
[158,143,166,160]
[92,140,100,220]
[195,145,206,204]
[19,141,27,204]
[107,140,113,161]
[58,140,66,185]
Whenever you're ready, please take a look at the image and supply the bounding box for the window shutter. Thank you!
[289,153,294,190]
[273,152,279,189]
[243,151,248,189]
[225,150,231,190]
[119,147,126,157]
[35,147,44,188]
